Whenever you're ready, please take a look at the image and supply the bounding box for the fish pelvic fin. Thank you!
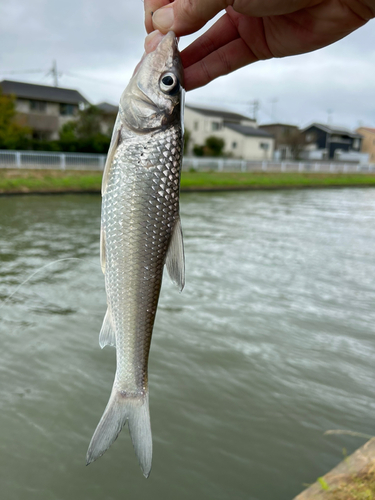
[86,386,152,478]
[99,307,116,348]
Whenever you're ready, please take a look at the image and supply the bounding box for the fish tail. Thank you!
[86,385,152,478]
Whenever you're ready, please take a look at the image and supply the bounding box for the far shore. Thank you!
[0,169,375,195]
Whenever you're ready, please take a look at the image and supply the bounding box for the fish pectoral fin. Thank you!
[165,215,185,292]
[99,307,116,348]
[100,225,106,274]
[102,113,122,196]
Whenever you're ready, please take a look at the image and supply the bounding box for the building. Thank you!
[184,105,274,160]
[0,80,89,140]
[301,123,363,161]
[258,123,300,160]
[96,102,118,135]
[356,127,375,163]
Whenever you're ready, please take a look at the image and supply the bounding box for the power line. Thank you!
[64,71,124,87]
[0,69,45,75]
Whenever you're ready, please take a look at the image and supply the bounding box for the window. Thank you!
[30,100,46,112]
[193,121,199,131]
[60,103,76,116]
[211,121,221,131]
[232,142,237,149]
[260,142,269,150]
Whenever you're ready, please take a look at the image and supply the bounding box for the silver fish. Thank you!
[86,32,185,477]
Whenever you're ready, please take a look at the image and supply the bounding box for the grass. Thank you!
[0,169,375,194]
[323,463,375,500]
[180,171,375,190]
[0,169,102,193]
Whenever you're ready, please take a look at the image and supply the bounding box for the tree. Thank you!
[0,90,30,149]
[193,135,225,157]
[59,105,110,153]
[205,136,225,156]
[184,127,191,154]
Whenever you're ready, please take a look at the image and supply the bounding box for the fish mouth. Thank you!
[134,31,183,86]
[148,31,184,88]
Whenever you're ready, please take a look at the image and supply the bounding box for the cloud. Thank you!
[1,0,374,129]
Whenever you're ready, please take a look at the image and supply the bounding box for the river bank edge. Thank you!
[293,438,375,499]
[1,169,375,195]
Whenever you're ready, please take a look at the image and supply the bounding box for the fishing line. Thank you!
[0,257,85,309]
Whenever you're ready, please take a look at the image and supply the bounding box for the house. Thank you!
[356,127,375,163]
[184,104,274,160]
[258,123,300,160]
[96,102,118,135]
[0,80,89,140]
[300,123,363,161]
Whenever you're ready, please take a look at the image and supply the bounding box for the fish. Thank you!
[86,32,185,477]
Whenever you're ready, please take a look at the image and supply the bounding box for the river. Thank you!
[0,188,374,500]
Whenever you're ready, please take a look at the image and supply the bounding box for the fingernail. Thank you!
[152,5,174,31]
[144,30,164,53]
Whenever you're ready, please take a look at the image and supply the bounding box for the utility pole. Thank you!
[46,60,59,86]
[327,109,333,125]
[248,99,260,122]
[270,98,278,122]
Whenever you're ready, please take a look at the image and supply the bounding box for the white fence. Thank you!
[0,150,106,170]
[0,150,374,173]
[183,157,375,173]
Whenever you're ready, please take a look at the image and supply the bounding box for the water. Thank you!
[0,189,374,500]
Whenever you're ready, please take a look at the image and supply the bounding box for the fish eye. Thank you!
[160,72,179,95]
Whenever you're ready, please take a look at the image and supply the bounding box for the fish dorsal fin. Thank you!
[165,216,185,291]
[100,225,106,274]
[99,307,116,348]
[102,113,122,196]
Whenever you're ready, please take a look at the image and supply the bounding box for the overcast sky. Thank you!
[1,0,374,129]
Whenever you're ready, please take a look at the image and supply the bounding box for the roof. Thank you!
[0,80,89,105]
[259,123,299,129]
[186,104,255,123]
[96,102,118,114]
[225,123,273,138]
[356,127,375,134]
[302,122,362,138]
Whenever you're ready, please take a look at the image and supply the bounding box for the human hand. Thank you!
[144,0,375,91]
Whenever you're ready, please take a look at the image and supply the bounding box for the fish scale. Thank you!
[86,31,185,478]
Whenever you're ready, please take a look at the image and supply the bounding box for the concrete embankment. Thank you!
[293,438,375,499]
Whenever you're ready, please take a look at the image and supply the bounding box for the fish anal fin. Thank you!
[99,307,116,349]
[165,216,185,292]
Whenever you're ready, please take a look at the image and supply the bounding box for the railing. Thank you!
[182,157,375,173]
[0,150,106,170]
[0,150,374,173]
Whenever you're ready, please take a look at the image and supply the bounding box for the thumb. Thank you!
[152,0,228,35]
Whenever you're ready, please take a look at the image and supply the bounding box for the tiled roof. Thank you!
[96,102,118,114]
[186,104,254,123]
[357,127,375,134]
[0,80,89,105]
[225,123,273,138]
[302,122,362,138]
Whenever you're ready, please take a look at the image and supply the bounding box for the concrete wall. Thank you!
[357,127,375,163]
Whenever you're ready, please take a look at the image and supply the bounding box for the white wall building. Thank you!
[184,105,274,160]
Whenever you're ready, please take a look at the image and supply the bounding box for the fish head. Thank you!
[120,31,184,132]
